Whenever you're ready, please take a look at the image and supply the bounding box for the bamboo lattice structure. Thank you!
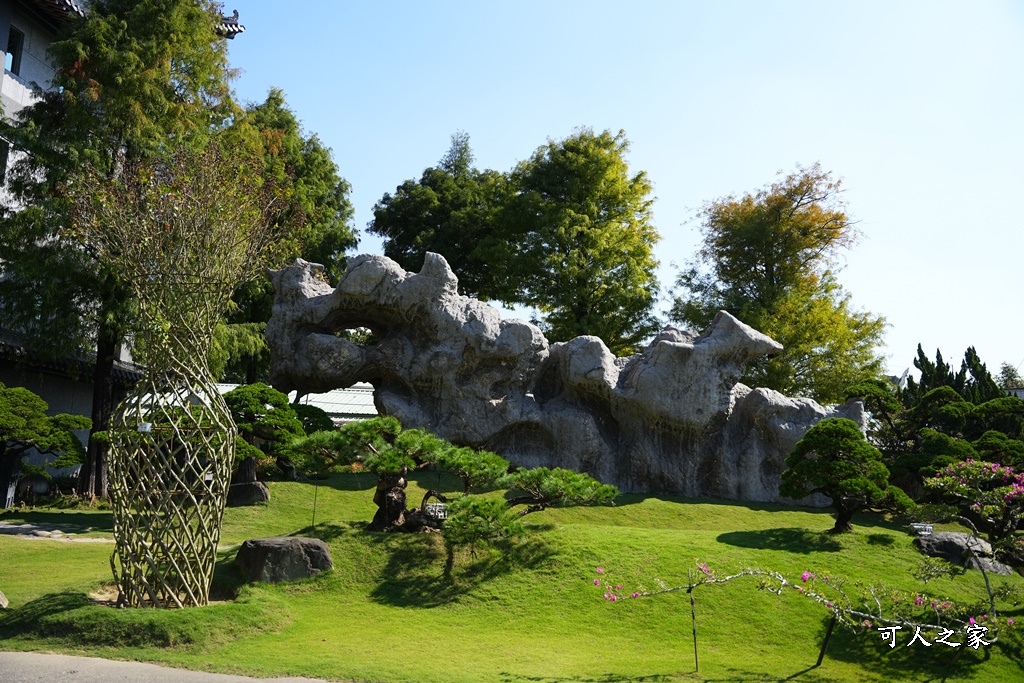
[72,145,284,608]
[109,369,234,607]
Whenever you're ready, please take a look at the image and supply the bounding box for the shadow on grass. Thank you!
[716,528,842,553]
[866,533,896,546]
[0,592,91,641]
[821,623,1005,682]
[365,530,556,608]
[210,548,248,601]
[289,520,360,543]
[0,509,113,533]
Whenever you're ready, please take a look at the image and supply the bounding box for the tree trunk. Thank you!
[80,323,117,499]
[830,505,854,534]
[233,456,257,484]
[369,471,407,531]
[0,445,18,509]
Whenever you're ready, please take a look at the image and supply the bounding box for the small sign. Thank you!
[425,503,448,520]
[909,523,933,536]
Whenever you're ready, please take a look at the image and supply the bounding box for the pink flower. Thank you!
[631,592,640,599]
[915,596,924,606]
[596,567,604,574]
[801,571,814,582]
[1008,619,1015,625]
[969,617,976,625]
[594,579,600,586]
[615,585,622,590]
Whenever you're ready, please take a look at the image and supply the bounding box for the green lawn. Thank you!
[1,473,1022,682]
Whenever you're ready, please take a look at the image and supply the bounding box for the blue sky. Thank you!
[223,1,1024,378]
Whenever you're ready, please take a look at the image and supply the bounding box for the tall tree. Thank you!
[902,345,1005,408]
[0,0,239,498]
[507,128,661,354]
[370,131,511,301]
[212,89,358,382]
[670,164,885,404]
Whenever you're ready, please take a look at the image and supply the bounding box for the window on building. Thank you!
[5,26,24,76]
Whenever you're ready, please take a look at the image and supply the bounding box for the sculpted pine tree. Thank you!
[0,384,90,509]
[0,0,238,499]
[671,164,885,404]
[780,418,913,533]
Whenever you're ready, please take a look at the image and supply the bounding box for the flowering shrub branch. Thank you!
[592,561,1018,642]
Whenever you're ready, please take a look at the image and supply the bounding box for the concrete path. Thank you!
[0,652,338,682]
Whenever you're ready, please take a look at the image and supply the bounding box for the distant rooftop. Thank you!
[215,7,245,39]
[216,383,377,423]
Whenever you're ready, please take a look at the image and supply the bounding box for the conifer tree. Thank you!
[0,0,239,498]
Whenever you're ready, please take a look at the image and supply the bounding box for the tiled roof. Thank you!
[215,8,245,39]
[20,0,85,29]
[0,328,144,386]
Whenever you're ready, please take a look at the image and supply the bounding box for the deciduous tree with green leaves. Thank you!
[370,131,511,301]
[508,128,661,354]
[370,128,661,355]
[779,417,913,533]
[670,164,885,404]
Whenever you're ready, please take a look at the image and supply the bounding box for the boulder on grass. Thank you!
[235,537,333,583]
[0,589,8,609]
[227,481,270,507]
[913,532,1013,576]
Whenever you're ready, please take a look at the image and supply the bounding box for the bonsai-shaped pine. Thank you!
[0,383,91,509]
[780,417,913,533]
[286,417,619,537]
[223,383,306,479]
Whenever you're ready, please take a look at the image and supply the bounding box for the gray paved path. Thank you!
[0,652,339,682]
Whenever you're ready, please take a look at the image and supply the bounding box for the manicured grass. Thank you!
[1,473,1022,682]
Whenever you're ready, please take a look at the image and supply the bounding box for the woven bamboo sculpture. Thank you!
[108,311,235,607]
[73,145,282,607]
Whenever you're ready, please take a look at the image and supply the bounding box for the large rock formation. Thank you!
[265,254,862,502]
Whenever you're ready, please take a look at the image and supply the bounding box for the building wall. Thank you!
[0,2,60,118]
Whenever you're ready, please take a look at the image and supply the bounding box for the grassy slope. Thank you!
[0,473,1021,683]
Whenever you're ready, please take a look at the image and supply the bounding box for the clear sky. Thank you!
[223,0,1024,378]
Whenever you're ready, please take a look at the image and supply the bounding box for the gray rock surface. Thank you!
[227,481,271,507]
[235,537,333,583]
[913,531,1014,576]
[265,254,860,502]
[0,589,7,609]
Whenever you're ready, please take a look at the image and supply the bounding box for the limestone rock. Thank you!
[235,537,333,583]
[913,532,1014,576]
[227,481,270,507]
[265,254,863,503]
